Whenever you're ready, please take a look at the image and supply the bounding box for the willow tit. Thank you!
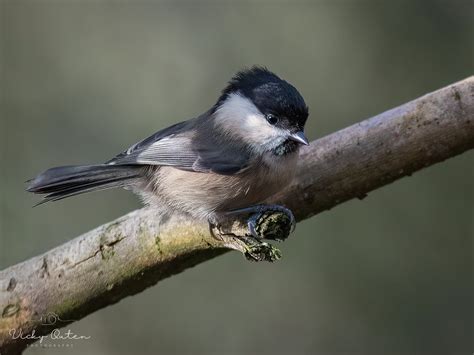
[28,67,309,236]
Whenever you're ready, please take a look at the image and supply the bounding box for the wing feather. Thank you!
[106,117,250,175]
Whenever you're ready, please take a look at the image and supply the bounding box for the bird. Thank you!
[27,66,309,237]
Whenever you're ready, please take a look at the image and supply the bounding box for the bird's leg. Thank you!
[224,204,296,241]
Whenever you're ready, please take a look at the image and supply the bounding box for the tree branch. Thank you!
[1,77,473,354]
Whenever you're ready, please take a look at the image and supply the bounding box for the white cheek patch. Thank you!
[215,93,283,145]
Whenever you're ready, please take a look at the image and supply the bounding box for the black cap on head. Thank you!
[216,66,309,130]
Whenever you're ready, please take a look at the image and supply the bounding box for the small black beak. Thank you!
[289,131,309,145]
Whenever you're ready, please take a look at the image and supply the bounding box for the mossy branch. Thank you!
[1,77,473,354]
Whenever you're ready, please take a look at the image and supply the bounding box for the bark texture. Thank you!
[1,77,473,354]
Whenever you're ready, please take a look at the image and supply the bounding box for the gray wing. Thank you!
[106,119,250,175]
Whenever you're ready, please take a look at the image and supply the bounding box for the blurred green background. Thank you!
[1,1,472,354]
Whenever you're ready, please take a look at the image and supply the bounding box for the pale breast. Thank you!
[141,153,298,220]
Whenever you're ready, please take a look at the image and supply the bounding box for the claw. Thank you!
[247,214,260,238]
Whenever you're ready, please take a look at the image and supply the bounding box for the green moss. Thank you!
[255,211,291,241]
[155,236,163,255]
[2,303,20,318]
[54,298,81,318]
[245,242,282,262]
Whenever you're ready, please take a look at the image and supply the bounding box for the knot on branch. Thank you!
[211,210,293,262]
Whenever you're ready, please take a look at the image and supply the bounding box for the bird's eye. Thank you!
[266,114,278,125]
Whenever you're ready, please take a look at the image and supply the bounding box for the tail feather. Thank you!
[27,164,142,204]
